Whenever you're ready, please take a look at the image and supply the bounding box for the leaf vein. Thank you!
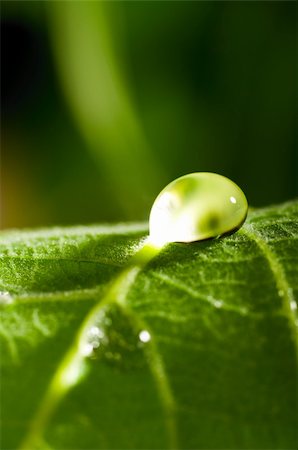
[241,227,297,354]
[19,244,178,450]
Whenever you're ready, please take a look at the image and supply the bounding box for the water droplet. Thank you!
[213,300,223,308]
[0,291,13,305]
[139,330,151,343]
[89,326,104,339]
[278,289,284,297]
[81,324,106,358]
[91,340,100,349]
[81,305,149,370]
[149,172,248,245]
[290,301,297,311]
[81,343,94,357]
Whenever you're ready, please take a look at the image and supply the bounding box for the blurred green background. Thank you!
[1,0,296,229]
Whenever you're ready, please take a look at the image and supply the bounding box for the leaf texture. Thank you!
[0,202,297,449]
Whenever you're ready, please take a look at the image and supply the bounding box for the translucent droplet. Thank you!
[0,291,13,305]
[82,305,148,370]
[290,301,297,311]
[81,324,106,359]
[139,330,151,343]
[89,326,104,339]
[81,343,94,357]
[149,172,248,245]
[213,300,223,308]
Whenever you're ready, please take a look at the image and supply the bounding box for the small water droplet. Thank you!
[81,324,106,359]
[207,295,223,309]
[290,301,297,311]
[0,291,13,305]
[81,305,149,370]
[139,330,151,343]
[81,343,94,357]
[91,340,100,349]
[89,326,104,339]
[149,172,248,245]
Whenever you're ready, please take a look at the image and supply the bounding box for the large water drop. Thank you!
[149,172,248,245]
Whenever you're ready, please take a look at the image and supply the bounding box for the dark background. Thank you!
[1,0,297,229]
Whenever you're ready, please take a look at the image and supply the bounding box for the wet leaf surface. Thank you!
[0,202,297,449]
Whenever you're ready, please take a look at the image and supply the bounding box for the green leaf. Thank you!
[1,201,297,450]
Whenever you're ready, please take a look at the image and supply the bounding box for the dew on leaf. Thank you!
[89,326,104,339]
[80,323,106,358]
[139,330,151,343]
[213,300,223,308]
[149,172,248,245]
[290,301,297,311]
[0,291,13,305]
[91,340,100,349]
[81,343,94,357]
[81,305,150,370]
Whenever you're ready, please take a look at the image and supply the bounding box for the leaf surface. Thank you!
[0,202,297,449]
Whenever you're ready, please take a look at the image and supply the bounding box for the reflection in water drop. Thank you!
[230,196,237,204]
[139,330,151,343]
[0,291,13,305]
